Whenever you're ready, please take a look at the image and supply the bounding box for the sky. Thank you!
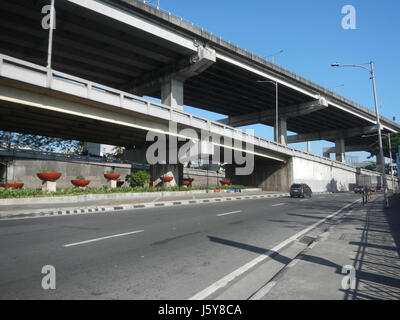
[146,0,400,163]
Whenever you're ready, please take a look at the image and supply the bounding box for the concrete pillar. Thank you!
[275,118,287,145]
[42,181,57,192]
[335,138,346,163]
[161,78,184,110]
[107,180,117,189]
[84,142,101,157]
[307,141,311,153]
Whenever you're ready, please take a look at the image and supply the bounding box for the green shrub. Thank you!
[128,170,150,188]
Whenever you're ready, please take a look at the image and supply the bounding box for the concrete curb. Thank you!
[0,192,334,220]
[0,188,262,206]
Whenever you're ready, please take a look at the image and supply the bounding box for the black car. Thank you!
[290,184,312,198]
[354,185,371,194]
[354,186,363,194]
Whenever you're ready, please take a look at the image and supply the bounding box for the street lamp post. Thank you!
[263,50,284,64]
[257,80,279,143]
[388,133,395,192]
[331,61,389,208]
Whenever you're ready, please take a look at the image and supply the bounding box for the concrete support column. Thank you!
[307,141,311,153]
[84,142,101,157]
[161,78,184,110]
[335,138,346,163]
[275,118,287,145]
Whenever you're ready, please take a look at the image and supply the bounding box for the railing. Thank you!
[0,53,368,171]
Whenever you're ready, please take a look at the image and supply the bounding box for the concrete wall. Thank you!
[183,168,225,188]
[2,159,132,189]
[227,158,293,192]
[291,156,394,193]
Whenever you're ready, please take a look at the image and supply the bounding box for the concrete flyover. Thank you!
[0,0,399,191]
[1,54,398,193]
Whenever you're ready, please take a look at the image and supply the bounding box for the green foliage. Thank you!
[0,131,83,154]
[367,133,400,159]
[75,176,86,180]
[128,170,150,187]
[103,146,125,160]
[0,184,251,199]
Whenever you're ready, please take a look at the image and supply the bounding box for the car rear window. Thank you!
[291,184,302,188]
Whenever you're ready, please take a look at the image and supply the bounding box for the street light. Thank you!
[328,84,345,93]
[257,80,279,143]
[332,61,389,208]
[264,50,284,64]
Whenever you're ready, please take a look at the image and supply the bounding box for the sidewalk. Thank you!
[259,193,400,300]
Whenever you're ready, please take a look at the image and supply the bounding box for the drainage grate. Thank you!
[299,236,316,246]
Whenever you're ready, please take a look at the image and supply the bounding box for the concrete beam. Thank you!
[129,46,216,96]
[287,125,378,144]
[218,98,328,127]
[323,145,371,155]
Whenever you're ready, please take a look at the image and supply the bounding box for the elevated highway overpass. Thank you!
[0,53,397,192]
[0,0,399,191]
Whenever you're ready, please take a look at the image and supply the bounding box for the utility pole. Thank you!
[332,61,389,208]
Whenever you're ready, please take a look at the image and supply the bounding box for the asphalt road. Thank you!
[0,193,362,299]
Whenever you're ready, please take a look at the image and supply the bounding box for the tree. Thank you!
[367,133,400,161]
[0,131,82,154]
[103,146,125,160]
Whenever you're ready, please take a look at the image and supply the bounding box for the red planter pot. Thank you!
[220,180,232,185]
[160,177,174,182]
[1,183,24,189]
[104,174,120,181]
[37,173,62,182]
[71,180,91,187]
[182,178,194,186]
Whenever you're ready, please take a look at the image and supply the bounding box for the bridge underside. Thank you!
[1,0,397,152]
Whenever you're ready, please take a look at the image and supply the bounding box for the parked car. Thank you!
[290,183,312,198]
[354,186,363,194]
[354,185,370,194]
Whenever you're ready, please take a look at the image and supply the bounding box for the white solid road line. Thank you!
[217,211,242,217]
[64,230,144,247]
[189,199,360,300]
[272,203,285,207]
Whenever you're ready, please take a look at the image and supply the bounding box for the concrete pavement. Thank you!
[0,193,361,299]
[257,193,400,300]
